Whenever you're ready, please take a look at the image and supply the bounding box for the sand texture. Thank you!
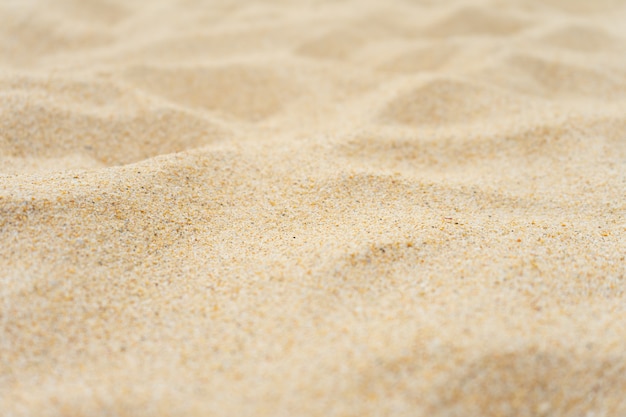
[2,0,626,416]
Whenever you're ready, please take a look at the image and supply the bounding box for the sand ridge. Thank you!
[1,0,626,416]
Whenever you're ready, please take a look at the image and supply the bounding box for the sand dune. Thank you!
[1,0,626,416]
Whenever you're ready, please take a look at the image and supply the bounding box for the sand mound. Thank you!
[425,6,529,37]
[123,64,303,122]
[539,25,622,52]
[378,42,459,73]
[379,78,526,126]
[0,77,226,172]
[504,54,626,99]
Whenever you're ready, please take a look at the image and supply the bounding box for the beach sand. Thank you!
[1,0,626,415]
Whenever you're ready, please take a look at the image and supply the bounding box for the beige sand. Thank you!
[1,0,626,415]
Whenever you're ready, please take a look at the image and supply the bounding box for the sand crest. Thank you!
[1,1,626,416]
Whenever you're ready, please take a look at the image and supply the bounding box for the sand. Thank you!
[1,0,626,415]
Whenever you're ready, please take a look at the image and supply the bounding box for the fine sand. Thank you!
[1,0,626,416]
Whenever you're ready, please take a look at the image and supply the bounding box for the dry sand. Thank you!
[1,0,626,416]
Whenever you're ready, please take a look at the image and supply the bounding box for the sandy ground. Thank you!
[1,0,626,416]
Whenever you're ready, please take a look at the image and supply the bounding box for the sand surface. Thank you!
[2,0,626,416]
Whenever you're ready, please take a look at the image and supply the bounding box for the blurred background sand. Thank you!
[1,0,626,416]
